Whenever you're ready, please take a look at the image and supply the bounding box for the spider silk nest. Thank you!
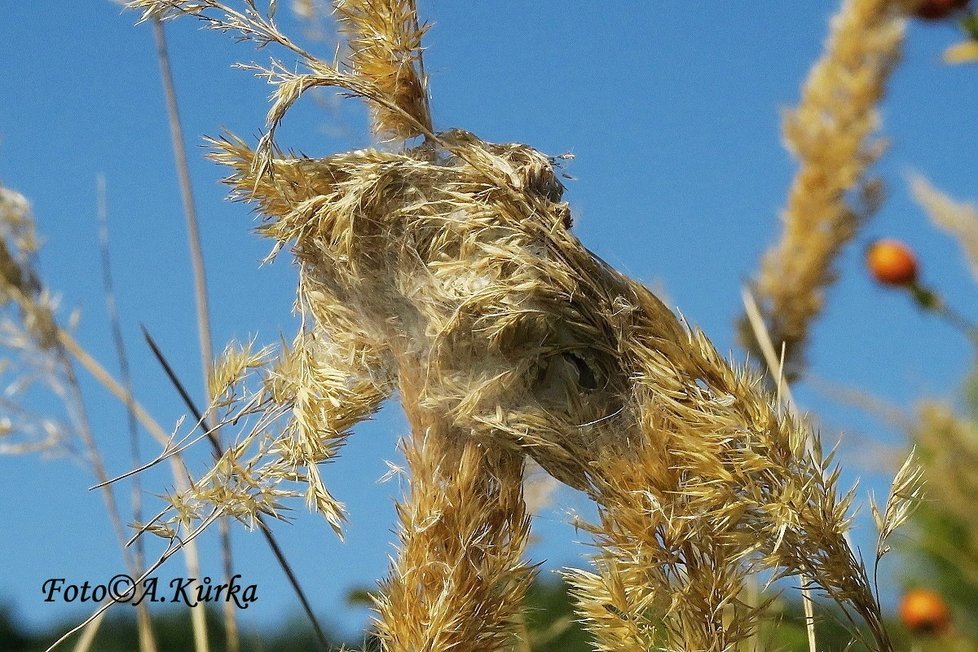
[215,126,822,514]
[167,113,884,650]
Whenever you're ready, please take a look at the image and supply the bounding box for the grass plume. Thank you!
[374,431,532,650]
[116,3,916,649]
[744,0,904,378]
[335,0,431,139]
[210,126,895,650]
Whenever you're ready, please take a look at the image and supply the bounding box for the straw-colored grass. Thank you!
[745,0,905,378]
[335,0,431,139]
[208,126,897,649]
[111,1,926,649]
[911,174,978,281]
[374,430,531,650]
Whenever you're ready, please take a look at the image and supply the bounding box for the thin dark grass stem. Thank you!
[141,325,220,455]
[142,327,331,651]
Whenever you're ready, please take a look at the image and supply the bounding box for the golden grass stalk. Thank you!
[0,184,162,651]
[910,174,978,280]
[914,403,978,525]
[0,185,127,549]
[373,410,532,650]
[124,3,909,649]
[871,447,925,564]
[745,0,904,377]
[565,332,887,651]
[335,0,432,139]
[70,610,104,652]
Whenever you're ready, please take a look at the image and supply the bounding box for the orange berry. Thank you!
[866,239,918,286]
[914,0,970,20]
[899,588,950,635]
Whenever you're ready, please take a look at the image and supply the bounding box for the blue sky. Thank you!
[2,0,978,641]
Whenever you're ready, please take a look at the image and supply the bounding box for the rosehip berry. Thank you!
[899,588,950,635]
[914,0,970,20]
[866,239,918,286]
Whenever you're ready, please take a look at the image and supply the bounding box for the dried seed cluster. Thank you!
[118,1,918,649]
[747,0,905,378]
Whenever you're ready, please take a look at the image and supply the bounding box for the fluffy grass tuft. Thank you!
[117,3,916,649]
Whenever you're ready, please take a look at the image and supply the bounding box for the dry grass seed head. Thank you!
[213,126,893,647]
[334,0,431,139]
[373,434,532,651]
[0,184,72,455]
[124,3,900,647]
[746,0,904,378]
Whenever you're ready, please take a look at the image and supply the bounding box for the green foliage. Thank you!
[522,578,590,651]
[0,605,31,652]
[0,607,343,652]
[906,505,978,634]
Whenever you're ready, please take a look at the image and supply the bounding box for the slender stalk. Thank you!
[375,364,532,652]
[62,345,205,652]
[96,174,144,557]
[906,282,978,347]
[51,327,208,652]
[142,326,332,650]
[152,19,237,651]
[742,289,824,652]
[742,290,820,650]
[70,610,105,652]
[53,347,154,649]
[151,18,215,384]
[53,340,130,573]
[800,576,818,652]
[46,508,223,652]
[3,260,210,652]
[57,331,173,446]
[96,175,158,652]
[141,325,221,455]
